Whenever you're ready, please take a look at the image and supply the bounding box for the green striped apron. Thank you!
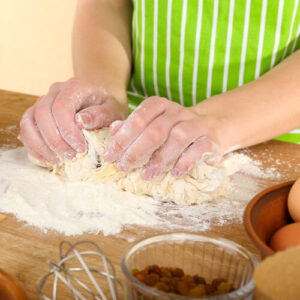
[127,0,300,143]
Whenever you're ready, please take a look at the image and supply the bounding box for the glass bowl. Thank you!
[121,233,257,300]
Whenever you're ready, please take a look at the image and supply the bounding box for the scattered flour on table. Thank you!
[0,125,18,149]
[0,125,17,133]
[0,146,280,236]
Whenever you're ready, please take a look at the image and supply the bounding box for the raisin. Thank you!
[160,277,172,284]
[212,278,227,289]
[171,267,184,278]
[205,283,217,295]
[144,273,160,286]
[188,284,206,297]
[161,268,172,278]
[135,273,146,283]
[217,281,234,293]
[193,275,206,285]
[155,282,169,292]
[183,275,194,282]
[131,266,235,297]
[176,280,191,296]
[148,264,161,276]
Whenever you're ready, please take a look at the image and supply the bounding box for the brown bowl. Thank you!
[244,181,295,258]
[0,270,27,300]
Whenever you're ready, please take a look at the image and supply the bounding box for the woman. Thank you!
[20,0,300,180]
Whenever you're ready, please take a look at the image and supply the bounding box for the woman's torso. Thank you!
[127,0,300,143]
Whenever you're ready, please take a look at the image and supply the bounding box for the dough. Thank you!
[254,245,300,300]
[30,128,228,205]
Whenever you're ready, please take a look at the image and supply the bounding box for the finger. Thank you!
[109,120,123,136]
[35,95,76,159]
[52,78,108,153]
[104,97,169,162]
[142,119,205,180]
[48,81,64,94]
[171,136,220,178]
[75,100,123,130]
[27,148,49,164]
[116,112,182,172]
[19,107,59,164]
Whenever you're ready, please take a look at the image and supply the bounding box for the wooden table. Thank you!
[0,89,299,299]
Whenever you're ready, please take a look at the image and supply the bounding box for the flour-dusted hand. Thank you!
[105,97,221,180]
[19,77,125,164]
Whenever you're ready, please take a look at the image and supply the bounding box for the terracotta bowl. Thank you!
[0,270,26,300]
[244,181,295,258]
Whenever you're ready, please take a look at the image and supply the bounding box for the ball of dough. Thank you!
[29,128,229,205]
[254,245,300,300]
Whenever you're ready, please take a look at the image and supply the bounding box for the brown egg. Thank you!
[269,222,300,251]
[288,178,300,222]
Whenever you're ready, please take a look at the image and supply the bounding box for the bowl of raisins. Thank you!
[121,233,257,299]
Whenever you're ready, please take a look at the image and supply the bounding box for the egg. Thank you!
[288,177,300,222]
[269,222,300,251]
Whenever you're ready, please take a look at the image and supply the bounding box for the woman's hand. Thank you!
[105,97,220,180]
[19,77,126,164]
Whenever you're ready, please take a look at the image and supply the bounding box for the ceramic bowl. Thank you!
[0,269,26,300]
[244,181,295,258]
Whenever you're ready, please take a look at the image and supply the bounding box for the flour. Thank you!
[0,125,19,149]
[0,146,280,237]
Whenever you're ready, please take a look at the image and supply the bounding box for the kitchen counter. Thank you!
[0,89,299,299]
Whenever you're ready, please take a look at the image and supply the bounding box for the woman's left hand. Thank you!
[104,97,220,180]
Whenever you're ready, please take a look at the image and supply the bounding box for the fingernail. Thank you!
[110,120,123,136]
[76,112,92,126]
[54,159,62,166]
[104,143,116,161]
[171,168,185,178]
[78,143,86,153]
[74,142,86,153]
[104,149,113,161]
[64,150,76,159]
[116,160,129,172]
[51,156,61,165]
[142,167,159,180]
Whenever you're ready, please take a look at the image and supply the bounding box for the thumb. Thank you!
[75,102,122,130]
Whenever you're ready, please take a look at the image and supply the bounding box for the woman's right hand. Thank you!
[19,77,126,164]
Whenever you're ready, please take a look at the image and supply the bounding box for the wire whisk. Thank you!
[38,240,124,300]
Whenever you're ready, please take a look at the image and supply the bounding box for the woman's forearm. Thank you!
[72,0,132,113]
[194,50,300,152]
